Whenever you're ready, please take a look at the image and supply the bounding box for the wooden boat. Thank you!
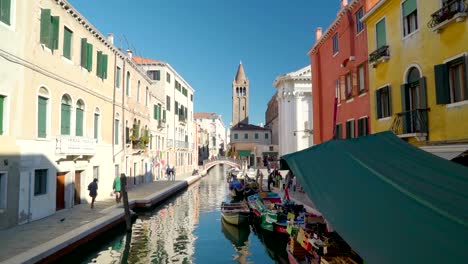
[246,193,285,231]
[221,201,250,225]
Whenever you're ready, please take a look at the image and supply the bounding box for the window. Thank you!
[147,70,160,81]
[116,67,121,88]
[96,51,108,79]
[182,87,188,96]
[37,96,48,138]
[163,110,166,121]
[190,94,193,102]
[234,133,238,140]
[80,38,93,71]
[145,87,149,106]
[357,117,369,137]
[114,118,119,145]
[75,100,84,136]
[255,133,259,139]
[346,120,355,139]
[166,72,171,83]
[332,33,339,54]
[402,0,418,37]
[0,172,6,209]
[435,56,468,104]
[0,95,5,135]
[335,79,341,102]
[40,9,59,50]
[60,95,71,135]
[93,166,99,181]
[265,133,269,139]
[137,81,140,102]
[244,133,248,139]
[376,86,392,119]
[34,169,47,196]
[63,27,73,59]
[355,8,364,33]
[153,104,161,120]
[358,64,366,93]
[166,96,171,111]
[335,123,343,139]
[126,72,130,96]
[0,0,11,25]
[94,110,99,140]
[375,18,387,48]
[345,73,352,98]
[175,101,179,115]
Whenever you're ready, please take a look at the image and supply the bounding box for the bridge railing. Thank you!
[202,156,242,168]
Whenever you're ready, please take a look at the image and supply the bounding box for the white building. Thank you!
[134,56,196,176]
[194,112,227,159]
[274,66,313,156]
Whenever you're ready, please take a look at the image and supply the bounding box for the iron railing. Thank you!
[175,140,189,149]
[202,157,242,167]
[369,45,390,65]
[390,108,429,135]
[428,0,467,28]
[166,139,173,148]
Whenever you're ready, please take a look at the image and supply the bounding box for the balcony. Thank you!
[175,140,189,149]
[428,0,467,33]
[178,115,187,124]
[390,108,429,141]
[56,136,96,156]
[157,119,166,129]
[369,45,390,67]
[166,139,174,148]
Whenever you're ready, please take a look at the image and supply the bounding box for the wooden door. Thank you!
[74,171,82,205]
[56,172,66,211]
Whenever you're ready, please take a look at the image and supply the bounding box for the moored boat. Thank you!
[246,193,285,231]
[221,201,250,225]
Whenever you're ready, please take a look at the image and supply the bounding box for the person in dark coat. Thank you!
[88,178,98,209]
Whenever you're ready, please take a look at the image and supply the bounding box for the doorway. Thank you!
[56,172,66,211]
[74,170,82,205]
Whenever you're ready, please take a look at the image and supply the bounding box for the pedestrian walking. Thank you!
[267,170,274,192]
[113,176,122,203]
[171,166,176,181]
[88,178,98,209]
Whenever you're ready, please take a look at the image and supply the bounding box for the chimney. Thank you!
[107,33,114,44]
[126,49,132,59]
[341,0,348,8]
[316,27,323,43]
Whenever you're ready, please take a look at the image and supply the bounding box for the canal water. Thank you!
[80,165,288,263]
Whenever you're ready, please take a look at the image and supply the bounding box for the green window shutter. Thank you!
[163,110,166,120]
[94,113,98,139]
[434,64,450,104]
[114,119,119,145]
[255,133,258,139]
[153,105,157,119]
[80,38,87,68]
[51,16,60,50]
[375,89,382,118]
[40,9,51,46]
[75,108,83,136]
[419,77,427,108]
[0,0,11,25]
[102,54,108,79]
[0,96,4,135]
[376,19,386,48]
[86,43,93,71]
[401,84,409,112]
[60,104,71,135]
[464,56,468,99]
[38,97,47,138]
[402,0,417,17]
[96,51,102,78]
[357,119,362,137]
[63,28,72,59]
[387,86,392,115]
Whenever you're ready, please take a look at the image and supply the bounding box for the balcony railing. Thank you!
[178,115,187,123]
[369,45,390,66]
[166,139,173,148]
[56,136,96,155]
[390,109,429,137]
[158,119,166,129]
[175,140,189,149]
[428,0,467,31]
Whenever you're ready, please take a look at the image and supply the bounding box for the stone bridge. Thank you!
[201,157,243,175]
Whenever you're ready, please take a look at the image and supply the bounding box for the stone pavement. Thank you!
[0,172,196,264]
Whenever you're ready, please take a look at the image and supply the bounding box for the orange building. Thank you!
[309,0,378,144]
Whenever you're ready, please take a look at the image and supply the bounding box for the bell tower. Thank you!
[232,62,249,127]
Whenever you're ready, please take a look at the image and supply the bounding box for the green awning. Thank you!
[281,131,468,264]
[237,150,251,157]
[262,152,278,156]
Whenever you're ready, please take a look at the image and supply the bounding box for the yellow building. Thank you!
[363,0,468,164]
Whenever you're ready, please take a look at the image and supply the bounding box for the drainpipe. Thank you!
[122,59,126,176]
[112,53,117,163]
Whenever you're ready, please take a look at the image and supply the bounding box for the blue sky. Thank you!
[68,0,339,126]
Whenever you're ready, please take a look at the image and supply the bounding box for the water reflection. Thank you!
[83,165,287,263]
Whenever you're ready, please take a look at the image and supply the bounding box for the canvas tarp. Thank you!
[281,131,468,264]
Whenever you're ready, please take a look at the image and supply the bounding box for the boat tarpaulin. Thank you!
[281,131,468,264]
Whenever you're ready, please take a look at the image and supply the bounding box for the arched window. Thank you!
[145,87,149,106]
[126,71,131,96]
[407,67,421,84]
[37,87,50,138]
[75,99,85,136]
[94,107,100,140]
[61,94,72,135]
[137,80,141,102]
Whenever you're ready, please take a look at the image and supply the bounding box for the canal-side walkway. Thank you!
[0,173,202,264]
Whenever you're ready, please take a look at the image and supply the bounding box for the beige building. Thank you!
[0,0,164,229]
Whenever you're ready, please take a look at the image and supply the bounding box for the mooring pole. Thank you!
[120,173,132,232]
